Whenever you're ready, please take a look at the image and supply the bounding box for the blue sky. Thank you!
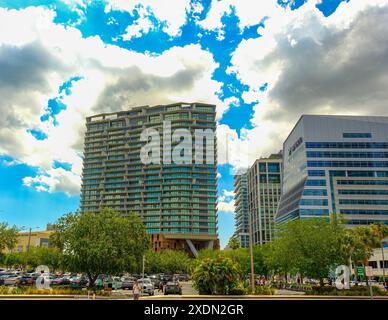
[1,0,386,248]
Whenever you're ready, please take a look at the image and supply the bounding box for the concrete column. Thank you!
[185,239,198,257]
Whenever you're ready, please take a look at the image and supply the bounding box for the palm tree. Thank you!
[350,226,380,286]
[371,223,388,284]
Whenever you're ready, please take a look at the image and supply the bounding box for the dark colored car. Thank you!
[161,274,173,282]
[51,277,70,286]
[164,282,182,295]
[178,274,189,281]
[121,277,135,290]
[70,276,88,287]
[28,273,42,281]
[15,276,34,286]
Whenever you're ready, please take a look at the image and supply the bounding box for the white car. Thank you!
[4,276,18,286]
[137,278,154,296]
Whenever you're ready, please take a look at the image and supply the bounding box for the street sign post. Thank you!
[365,266,373,277]
[364,266,374,299]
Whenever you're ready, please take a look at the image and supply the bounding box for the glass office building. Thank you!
[233,172,250,248]
[80,102,219,256]
[276,115,388,227]
[248,153,283,245]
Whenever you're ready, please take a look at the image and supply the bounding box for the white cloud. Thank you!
[222,0,388,169]
[218,199,235,214]
[224,96,239,108]
[23,167,81,196]
[105,0,191,39]
[122,6,153,40]
[218,189,235,214]
[0,6,224,195]
[197,0,282,33]
[223,189,235,198]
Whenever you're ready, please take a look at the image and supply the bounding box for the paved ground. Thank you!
[276,289,305,295]
[2,282,387,300]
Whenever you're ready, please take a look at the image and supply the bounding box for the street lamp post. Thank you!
[24,226,40,252]
[27,228,32,253]
[142,254,146,296]
[248,207,255,293]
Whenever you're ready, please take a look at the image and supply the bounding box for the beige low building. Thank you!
[366,247,388,277]
[7,226,54,253]
[350,247,388,277]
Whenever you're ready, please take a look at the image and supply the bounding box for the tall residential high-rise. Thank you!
[233,172,249,248]
[276,115,388,228]
[80,102,218,256]
[248,153,283,245]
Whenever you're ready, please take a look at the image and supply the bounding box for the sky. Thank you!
[1,0,388,248]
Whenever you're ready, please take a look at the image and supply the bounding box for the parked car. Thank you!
[28,273,42,281]
[51,277,69,286]
[70,276,88,287]
[161,274,173,282]
[15,276,34,286]
[178,274,189,281]
[0,274,15,285]
[164,281,182,295]
[138,278,154,296]
[148,275,160,289]
[121,277,135,290]
[4,276,19,286]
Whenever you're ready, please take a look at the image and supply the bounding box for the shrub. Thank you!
[229,284,247,295]
[11,286,27,295]
[191,255,242,295]
[0,286,109,296]
[305,285,388,296]
[0,286,9,295]
[247,285,276,295]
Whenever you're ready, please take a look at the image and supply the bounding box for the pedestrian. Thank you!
[107,276,113,296]
[133,281,141,300]
[98,277,103,289]
[113,277,119,291]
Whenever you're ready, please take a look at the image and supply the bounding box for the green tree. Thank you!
[263,238,298,282]
[4,252,24,269]
[0,222,19,253]
[145,249,192,274]
[268,218,345,286]
[50,208,150,286]
[144,250,162,274]
[160,249,191,274]
[349,226,380,285]
[197,246,268,278]
[224,246,268,276]
[371,223,388,284]
[25,247,64,272]
[227,236,241,250]
[191,255,241,295]
[197,248,220,260]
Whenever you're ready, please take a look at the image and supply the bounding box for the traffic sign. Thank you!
[356,266,365,276]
